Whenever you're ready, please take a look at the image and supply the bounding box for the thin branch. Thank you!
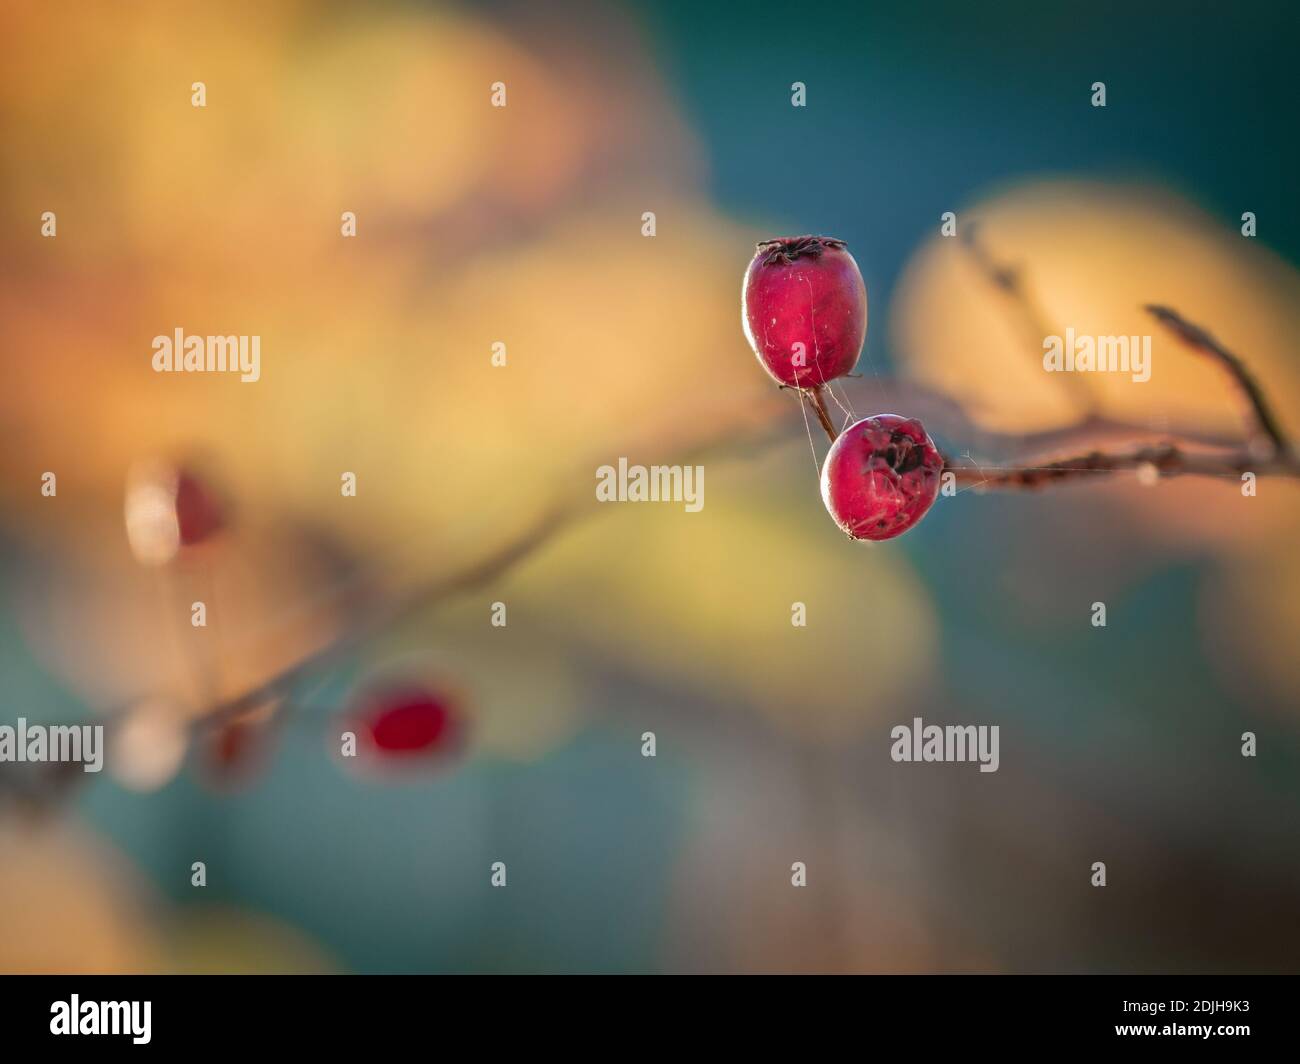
[961,221,1098,414]
[1145,304,1291,457]
[946,442,1299,492]
[80,502,577,746]
[941,305,1298,491]
[803,385,838,443]
[192,504,575,732]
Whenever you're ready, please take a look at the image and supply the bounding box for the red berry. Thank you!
[212,719,255,767]
[742,235,867,388]
[356,686,462,759]
[174,469,225,546]
[820,414,944,541]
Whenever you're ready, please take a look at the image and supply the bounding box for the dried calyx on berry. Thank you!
[755,235,847,266]
[742,234,867,389]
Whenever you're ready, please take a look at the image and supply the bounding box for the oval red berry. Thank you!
[173,470,225,546]
[742,235,867,389]
[360,688,459,755]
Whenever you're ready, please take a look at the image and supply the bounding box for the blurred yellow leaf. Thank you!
[891,180,1300,439]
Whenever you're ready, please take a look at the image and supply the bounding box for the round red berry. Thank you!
[742,235,867,388]
[820,414,944,541]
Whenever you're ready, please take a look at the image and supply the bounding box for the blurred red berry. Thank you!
[212,719,254,767]
[174,469,225,546]
[821,414,944,541]
[357,687,463,758]
[200,715,270,790]
[742,235,867,388]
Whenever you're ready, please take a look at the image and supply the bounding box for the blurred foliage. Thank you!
[0,0,786,718]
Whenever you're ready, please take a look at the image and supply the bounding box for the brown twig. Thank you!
[1145,304,1291,457]
[79,502,576,744]
[803,385,838,443]
[198,504,575,731]
[945,442,1299,492]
